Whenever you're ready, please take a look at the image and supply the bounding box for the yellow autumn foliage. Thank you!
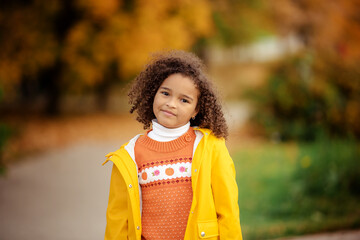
[1,0,214,94]
[271,0,360,66]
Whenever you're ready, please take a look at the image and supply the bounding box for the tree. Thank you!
[0,0,213,114]
[252,0,360,139]
[270,0,360,65]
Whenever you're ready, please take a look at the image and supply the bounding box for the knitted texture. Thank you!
[135,128,195,240]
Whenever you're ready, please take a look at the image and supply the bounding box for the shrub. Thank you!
[248,53,360,141]
[293,137,360,198]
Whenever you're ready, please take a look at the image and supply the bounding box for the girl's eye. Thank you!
[161,91,169,96]
[181,98,189,103]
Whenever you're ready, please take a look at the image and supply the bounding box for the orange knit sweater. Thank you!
[135,127,195,240]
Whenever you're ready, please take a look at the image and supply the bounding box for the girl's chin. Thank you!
[160,123,177,129]
[157,120,180,129]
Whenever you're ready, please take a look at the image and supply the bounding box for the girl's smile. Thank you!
[161,109,176,117]
[153,73,199,129]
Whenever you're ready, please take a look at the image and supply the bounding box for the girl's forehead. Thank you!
[162,73,197,84]
[159,73,199,94]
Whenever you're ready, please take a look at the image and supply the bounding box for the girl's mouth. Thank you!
[161,110,176,117]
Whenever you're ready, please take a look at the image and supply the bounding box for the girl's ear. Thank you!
[195,103,200,115]
[193,90,200,119]
[192,108,199,120]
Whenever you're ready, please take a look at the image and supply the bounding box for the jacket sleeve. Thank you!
[211,139,243,240]
[105,164,128,240]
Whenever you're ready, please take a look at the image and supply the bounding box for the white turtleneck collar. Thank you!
[147,119,190,142]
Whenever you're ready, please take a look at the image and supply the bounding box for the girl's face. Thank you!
[153,73,199,129]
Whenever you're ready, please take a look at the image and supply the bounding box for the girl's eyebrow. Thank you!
[160,87,171,91]
[159,86,173,94]
[181,94,194,101]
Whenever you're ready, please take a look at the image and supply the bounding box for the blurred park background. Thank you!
[1,0,360,239]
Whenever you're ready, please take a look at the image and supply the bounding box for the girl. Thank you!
[103,50,242,240]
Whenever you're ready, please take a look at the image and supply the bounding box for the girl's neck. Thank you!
[148,119,190,142]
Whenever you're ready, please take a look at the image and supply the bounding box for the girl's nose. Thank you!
[166,98,176,108]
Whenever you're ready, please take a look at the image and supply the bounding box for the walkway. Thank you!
[0,141,118,240]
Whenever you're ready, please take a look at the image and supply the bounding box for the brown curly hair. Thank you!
[128,50,228,139]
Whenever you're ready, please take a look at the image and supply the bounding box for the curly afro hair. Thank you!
[128,50,228,139]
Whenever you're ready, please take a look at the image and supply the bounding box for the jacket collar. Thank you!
[103,127,212,166]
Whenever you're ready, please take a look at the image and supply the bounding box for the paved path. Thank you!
[0,140,120,240]
[1,141,360,240]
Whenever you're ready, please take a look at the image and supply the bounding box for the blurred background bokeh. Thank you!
[1,0,360,239]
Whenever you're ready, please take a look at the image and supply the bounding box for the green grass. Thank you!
[233,142,360,240]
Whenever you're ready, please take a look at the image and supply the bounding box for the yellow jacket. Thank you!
[103,128,242,240]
